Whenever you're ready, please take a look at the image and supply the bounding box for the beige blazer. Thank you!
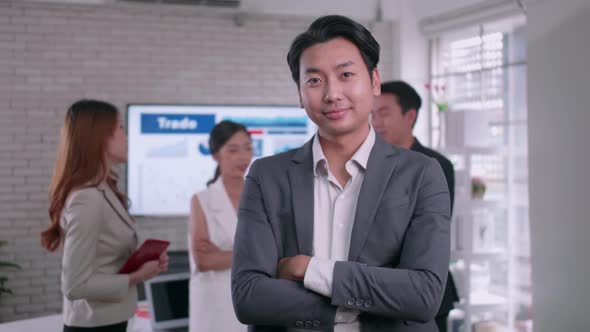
[60,182,138,327]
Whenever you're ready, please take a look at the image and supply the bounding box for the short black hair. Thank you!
[380,80,422,116]
[287,15,380,87]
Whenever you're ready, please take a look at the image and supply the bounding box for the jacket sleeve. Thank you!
[231,160,337,331]
[330,158,451,323]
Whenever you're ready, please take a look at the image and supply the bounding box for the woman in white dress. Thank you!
[188,120,253,332]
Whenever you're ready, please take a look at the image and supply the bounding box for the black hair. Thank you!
[206,120,249,186]
[380,80,422,126]
[287,15,380,87]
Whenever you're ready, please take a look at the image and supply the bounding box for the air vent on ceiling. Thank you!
[119,0,240,8]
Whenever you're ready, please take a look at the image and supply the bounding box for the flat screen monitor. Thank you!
[127,104,315,216]
[144,272,190,331]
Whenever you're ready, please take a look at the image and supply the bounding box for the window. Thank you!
[428,17,532,332]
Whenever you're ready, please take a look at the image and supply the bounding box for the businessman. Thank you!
[232,15,451,332]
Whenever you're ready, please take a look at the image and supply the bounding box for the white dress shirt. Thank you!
[295,127,375,332]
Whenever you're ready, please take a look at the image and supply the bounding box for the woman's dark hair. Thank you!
[206,120,249,186]
[287,15,380,87]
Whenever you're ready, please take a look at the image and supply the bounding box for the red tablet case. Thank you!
[119,239,170,274]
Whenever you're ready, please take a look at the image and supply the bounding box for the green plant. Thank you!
[425,83,449,112]
[0,240,21,297]
[435,102,449,113]
[471,177,487,199]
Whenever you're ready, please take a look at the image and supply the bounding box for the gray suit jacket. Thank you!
[232,134,450,332]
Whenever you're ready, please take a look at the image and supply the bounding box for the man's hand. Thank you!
[277,255,311,282]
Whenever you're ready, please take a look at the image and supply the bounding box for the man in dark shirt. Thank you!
[372,80,458,332]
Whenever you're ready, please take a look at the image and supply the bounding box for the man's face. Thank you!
[298,37,380,138]
[371,93,415,146]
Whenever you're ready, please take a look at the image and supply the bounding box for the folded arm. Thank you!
[330,158,451,322]
[293,158,451,323]
[189,195,232,272]
[231,160,337,331]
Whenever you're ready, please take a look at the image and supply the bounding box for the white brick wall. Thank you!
[0,0,394,322]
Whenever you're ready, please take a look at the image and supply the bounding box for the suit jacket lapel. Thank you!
[288,138,315,256]
[98,183,137,234]
[348,135,399,261]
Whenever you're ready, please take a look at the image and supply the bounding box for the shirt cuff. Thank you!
[303,257,335,298]
[335,307,360,324]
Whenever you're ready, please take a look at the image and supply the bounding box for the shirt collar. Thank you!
[312,126,376,177]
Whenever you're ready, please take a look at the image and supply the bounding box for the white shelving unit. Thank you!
[428,19,532,332]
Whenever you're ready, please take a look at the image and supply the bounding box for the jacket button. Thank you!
[355,299,364,307]
[347,297,355,306]
[364,299,373,308]
[313,320,321,327]
[295,321,304,327]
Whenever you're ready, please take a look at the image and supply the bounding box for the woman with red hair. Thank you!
[41,100,168,332]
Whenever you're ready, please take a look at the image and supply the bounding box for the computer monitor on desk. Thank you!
[144,272,190,332]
